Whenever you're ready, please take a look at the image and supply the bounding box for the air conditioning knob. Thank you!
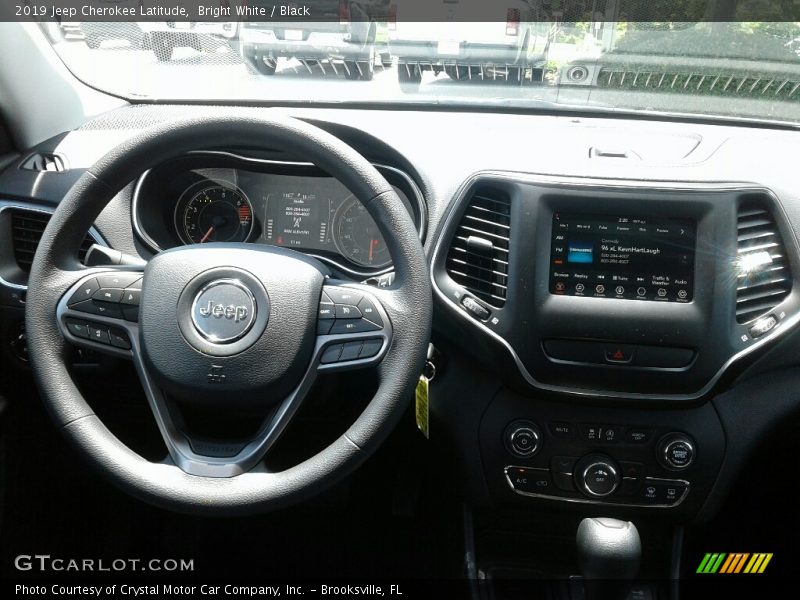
[504,420,542,458]
[657,433,695,470]
[575,454,620,498]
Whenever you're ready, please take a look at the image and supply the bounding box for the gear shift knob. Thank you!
[577,517,641,579]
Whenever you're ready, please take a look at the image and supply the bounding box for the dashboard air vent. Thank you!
[446,187,511,308]
[11,209,95,273]
[20,152,67,173]
[736,200,792,324]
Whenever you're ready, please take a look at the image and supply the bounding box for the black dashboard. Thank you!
[3,105,800,527]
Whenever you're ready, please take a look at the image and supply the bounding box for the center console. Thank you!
[432,173,800,400]
[431,172,798,516]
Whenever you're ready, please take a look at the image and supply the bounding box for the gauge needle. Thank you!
[200,226,215,243]
[368,239,377,262]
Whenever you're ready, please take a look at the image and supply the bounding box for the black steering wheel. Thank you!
[25,114,432,515]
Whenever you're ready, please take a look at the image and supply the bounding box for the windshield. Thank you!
[32,1,800,124]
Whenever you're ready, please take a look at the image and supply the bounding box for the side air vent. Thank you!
[20,152,67,173]
[446,187,511,308]
[11,209,95,273]
[736,200,792,324]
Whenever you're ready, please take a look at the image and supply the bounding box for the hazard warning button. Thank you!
[603,345,636,364]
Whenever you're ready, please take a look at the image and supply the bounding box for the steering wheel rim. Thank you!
[25,114,432,515]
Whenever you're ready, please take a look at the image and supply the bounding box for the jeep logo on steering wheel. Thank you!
[191,279,257,344]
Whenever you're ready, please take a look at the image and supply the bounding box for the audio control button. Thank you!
[504,421,542,458]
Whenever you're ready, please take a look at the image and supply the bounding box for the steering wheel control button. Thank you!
[321,344,344,364]
[335,304,362,319]
[575,455,620,498]
[504,421,542,458]
[121,288,141,306]
[357,297,383,326]
[65,319,90,339]
[109,328,132,350]
[92,288,124,303]
[339,341,363,361]
[70,299,123,319]
[658,434,695,470]
[317,319,334,335]
[506,466,552,495]
[87,325,110,345]
[67,278,100,306]
[318,303,335,319]
[97,272,143,289]
[331,318,381,334]
[358,339,383,359]
[460,295,490,320]
[191,279,257,344]
[325,287,363,305]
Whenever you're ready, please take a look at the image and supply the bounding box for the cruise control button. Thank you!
[357,297,383,327]
[317,319,334,335]
[335,304,362,319]
[318,303,335,319]
[97,273,142,289]
[121,288,141,306]
[325,288,363,306]
[92,288,124,303]
[358,339,383,359]
[339,341,363,362]
[87,325,110,345]
[67,278,100,306]
[320,344,344,364]
[331,319,382,334]
[70,299,123,319]
[65,319,90,339]
[108,328,132,350]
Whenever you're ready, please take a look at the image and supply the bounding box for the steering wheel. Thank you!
[25,115,432,515]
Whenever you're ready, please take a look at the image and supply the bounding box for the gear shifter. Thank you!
[576,517,641,600]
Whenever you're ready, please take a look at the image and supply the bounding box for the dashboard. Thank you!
[3,105,800,527]
[133,152,425,276]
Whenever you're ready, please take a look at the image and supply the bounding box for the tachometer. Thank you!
[176,182,254,245]
[332,196,391,268]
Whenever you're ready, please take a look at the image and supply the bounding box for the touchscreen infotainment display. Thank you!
[549,212,696,302]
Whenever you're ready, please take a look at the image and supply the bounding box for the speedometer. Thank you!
[332,196,391,268]
[176,182,254,245]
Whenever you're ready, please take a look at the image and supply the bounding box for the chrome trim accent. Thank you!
[131,152,427,278]
[579,461,619,498]
[57,275,392,478]
[505,466,690,509]
[0,200,107,291]
[430,171,800,401]
[190,278,257,344]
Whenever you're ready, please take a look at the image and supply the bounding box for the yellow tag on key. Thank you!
[415,375,430,439]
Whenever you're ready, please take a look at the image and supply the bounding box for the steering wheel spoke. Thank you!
[57,267,145,358]
[314,283,393,373]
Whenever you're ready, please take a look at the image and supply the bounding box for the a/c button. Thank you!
[506,467,552,495]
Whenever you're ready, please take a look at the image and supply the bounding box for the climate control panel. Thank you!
[478,390,725,515]
[500,422,695,507]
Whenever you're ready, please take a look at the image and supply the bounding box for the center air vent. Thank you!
[11,209,95,273]
[446,187,512,308]
[736,199,792,324]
